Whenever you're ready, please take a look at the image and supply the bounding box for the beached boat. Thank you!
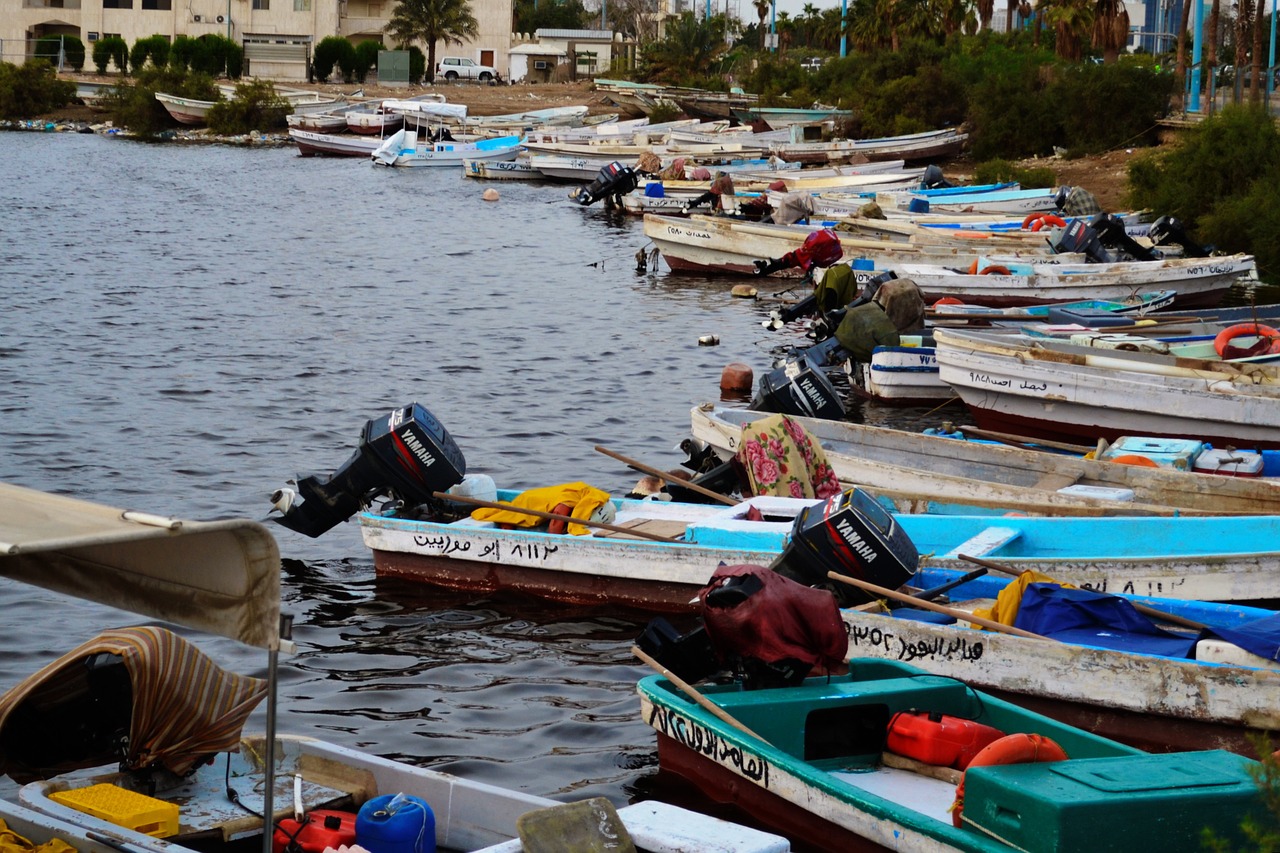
[689,403,1280,517]
[285,100,352,132]
[289,128,382,157]
[371,130,523,168]
[157,90,342,126]
[882,186,1063,215]
[0,481,790,853]
[639,659,1263,852]
[934,324,1280,448]
[346,100,404,135]
[731,105,855,129]
[771,127,968,165]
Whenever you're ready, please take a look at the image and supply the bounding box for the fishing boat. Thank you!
[289,128,382,157]
[770,127,968,165]
[0,481,790,853]
[934,325,1280,448]
[834,565,1280,757]
[462,157,545,180]
[638,659,1263,852]
[689,403,1280,518]
[883,186,1063,215]
[371,130,523,168]
[157,90,343,127]
[731,105,855,130]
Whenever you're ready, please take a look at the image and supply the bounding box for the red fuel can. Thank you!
[273,810,359,853]
[886,711,1005,770]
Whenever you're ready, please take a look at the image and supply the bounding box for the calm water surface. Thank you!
[0,132,950,823]
[1,133,1267,836]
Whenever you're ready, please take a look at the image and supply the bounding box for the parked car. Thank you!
[437,56,500,82]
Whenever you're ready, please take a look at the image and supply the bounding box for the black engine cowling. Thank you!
[271,403,465,538]
[571,161,639,206]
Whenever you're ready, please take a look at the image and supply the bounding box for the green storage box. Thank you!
[961,750,1259,852]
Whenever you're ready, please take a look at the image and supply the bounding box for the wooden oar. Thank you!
[631,645,772,745]
[955,424,1093,454]
[431,491,680,543]
[956,553,1209,632]
[826,571,1048,640]
[594,445,739,506]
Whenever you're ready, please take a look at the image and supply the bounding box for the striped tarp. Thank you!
[0,626,267,782]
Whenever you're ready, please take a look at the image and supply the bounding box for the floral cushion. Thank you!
[735,413,842,499]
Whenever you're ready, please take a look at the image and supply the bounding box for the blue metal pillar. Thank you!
[840,0,847,56]
[1268,0,1277,99]
[770,0,777,51]
[1189,0,1204,112]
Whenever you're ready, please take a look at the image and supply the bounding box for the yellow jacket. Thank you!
[471,482,611,536]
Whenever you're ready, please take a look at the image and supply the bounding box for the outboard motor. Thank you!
[1147,215,1212,258]
[271,403,465,538]
[1088,213,1158,262]
[1048,217,1113,263]
[751,351,846,420]
[571,161,639,207]
[771,488,919,608]
[919,164,954,190]
[752,227,844,277]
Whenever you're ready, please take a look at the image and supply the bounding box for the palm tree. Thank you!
[801,2,820,45]
[753,0,772,49]
[1091,0,1128,62]
[977,0,994,30]
[385,0,479,84]
[1043,0,1093,59]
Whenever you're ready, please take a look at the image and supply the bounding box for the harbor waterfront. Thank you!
[0,131,1272,842]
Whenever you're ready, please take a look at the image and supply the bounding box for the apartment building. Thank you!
[1,0,514,81]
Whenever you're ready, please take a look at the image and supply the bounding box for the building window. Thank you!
[102,0,133,8]
[252,0,269,8]
[141,0,172,8]
[294,0,310,9]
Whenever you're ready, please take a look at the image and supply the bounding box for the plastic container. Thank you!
[1192,448,1264,477]
[886,711,1005,769]
[447,474,497,505]
[273,810,358,853]
[1100,436,1205,471]
[356,794,435,853]
[48,783,179,838]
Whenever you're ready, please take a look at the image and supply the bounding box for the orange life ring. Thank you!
[968,259,979,275]
[950,734,1068,828]
[934,296,965,307]
[1020,213,1042,229]
[1214,323,1280,358]
[978,265,1012,276]
[1031,214,1067,232]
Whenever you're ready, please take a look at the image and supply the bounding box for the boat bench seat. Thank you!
[938,526,1022,559]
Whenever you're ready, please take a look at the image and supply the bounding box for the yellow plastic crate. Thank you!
[49,783,180,838]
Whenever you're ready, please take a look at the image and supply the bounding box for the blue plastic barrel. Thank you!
[908,198,930,213]
[356,794,435,853]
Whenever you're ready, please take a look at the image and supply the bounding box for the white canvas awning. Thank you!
[0,482,280,650]
[383,100,468,119]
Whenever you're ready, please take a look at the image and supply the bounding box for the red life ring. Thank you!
[934,296,965,307]
[1021,213,1042,229]
[950,734,1068,828]
[978,265,1012,276]
[1031,214,1067,232]
[1214,323,1280,358]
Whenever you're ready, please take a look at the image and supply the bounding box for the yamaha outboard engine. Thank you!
[571,161,639,206]
[752,351,846,420]
[1147,215,1212,258]
[1088,213,1158,262]
[771,488,919,607]
[919,164,954,190]
[1048,217,1112,263]
[271,403,466,538]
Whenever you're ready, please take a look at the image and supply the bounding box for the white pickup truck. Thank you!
[436,56,500,82]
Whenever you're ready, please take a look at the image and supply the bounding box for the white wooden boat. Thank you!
[882,186,1062,215]
[838,566,1280,756]
[371,129,522,168]
[771,127,968,165]
[732,105,855,129]
[462,157,545,180]
[286,104,350,132]
[289,128,381,157]
[641,214,1066,277]
[346,100,404,135]
[158,89,340,126]
[361,486,1280,605]
[0,481,790,853]
[689,403,1280,517]
[934,325,1280,449]
[383,94,456,130]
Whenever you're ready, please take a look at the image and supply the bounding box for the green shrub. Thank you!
[169,35,196,71]
[313,36,355,83]
[62,35,86,71]
[1047,63,1173,155]
[407,45,425,84]
[92,36,128,74]
[206,78,290,134]
[129,35,172,73]
[34,37,63,66]
[0,59,76,118]
[353,40,380,83]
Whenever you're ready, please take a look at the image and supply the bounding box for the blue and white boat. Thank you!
[371,129,523,168]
